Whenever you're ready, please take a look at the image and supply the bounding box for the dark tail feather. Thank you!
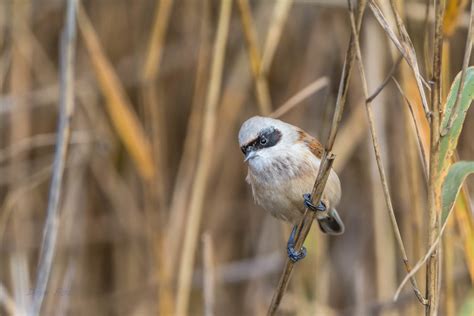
[317,208,345,235]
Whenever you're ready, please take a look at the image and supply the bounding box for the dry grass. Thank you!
[0,1,473,316]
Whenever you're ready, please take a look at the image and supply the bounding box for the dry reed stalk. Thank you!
[368,0,430,118]
[0,132,89,164]
[333,103,367,172]
[140,0,174,220]
[142,0,174,82]
[364,19,397,315]
[8,2,33,303]
[270,77,329,118]
[443,222,455,316]
[425,0,444,314]
[0,282,19,315]
[202,232,216,316]
[175,1,232,314]
[166,0,210,276]
[260,0,293,76]
[267,2,366,314]
[77,2,155,180]
[212,0,285,177]
[403,101,426,298]
[32,1,77,314]
[392,78,429,178]
[237,0,273,115]
[347,1,427,305]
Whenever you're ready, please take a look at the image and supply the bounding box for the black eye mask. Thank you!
[241,127,282,154]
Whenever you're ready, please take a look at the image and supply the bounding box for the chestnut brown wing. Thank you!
[297,129,324,159]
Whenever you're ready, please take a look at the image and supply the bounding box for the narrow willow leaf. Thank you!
[441,161,474,224]
[439,67,474,173]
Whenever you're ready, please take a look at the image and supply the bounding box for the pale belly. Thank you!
[247,168,341,225]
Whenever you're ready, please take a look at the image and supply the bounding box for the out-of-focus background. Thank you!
[0,0,473,315]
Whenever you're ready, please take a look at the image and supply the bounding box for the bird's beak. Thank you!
[244,150,257,162]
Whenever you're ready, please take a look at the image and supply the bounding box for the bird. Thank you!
[238,116,344,262]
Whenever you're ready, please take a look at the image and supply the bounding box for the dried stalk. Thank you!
[366,55,402,103]
[347,1,427,305]
[175,1,232,315]
[260,0,293,76]
[142,0,174,82]
[237,0,272,115]
[392,78,429,178]
[267,1,366,314]
[166,0,210,280]
[32,1,77,314]
[202,232,216,316]
[368,0,431,118]
[441,0,473,135]
[0,283,19,315]
[270,77,329,118]
[426,0,445,314]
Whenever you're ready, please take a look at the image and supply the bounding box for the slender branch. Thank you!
[366,55,402,103]
[237,0,273,115]
[426,0,445,314]
[348,2,427,306]
[260,0,293,76]
[267,1,366,314]
[0,282,19,316]
[368,0,431,118]
[202,232,216,316]
[31,1,77,315]
[270,77,329,118]
[392,78,429,179]
[441,0,474,135]
[175,1,232,315]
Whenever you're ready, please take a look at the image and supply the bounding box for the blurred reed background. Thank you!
[0,0,473,315]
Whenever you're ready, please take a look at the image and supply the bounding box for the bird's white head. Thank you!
[238,116,302,171]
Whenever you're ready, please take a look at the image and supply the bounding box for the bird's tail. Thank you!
[316,208,345,235]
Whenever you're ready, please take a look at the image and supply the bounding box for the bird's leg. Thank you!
[287,225,307,262]
[303,193,326,212]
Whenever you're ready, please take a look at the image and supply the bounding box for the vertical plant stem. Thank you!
[348,1,427,305]
[267,2,366,314]
[426,0,444,314]
[175,1,232,315]
[237,0,273,115]
[202,232,215,316]
[32,1,77,314]
[260,0,293,76]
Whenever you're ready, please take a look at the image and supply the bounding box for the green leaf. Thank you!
[459,290,474,316]
[441,161,474,224]
[439,67,474,172]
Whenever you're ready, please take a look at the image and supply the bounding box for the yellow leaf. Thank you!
[443,0,469,37]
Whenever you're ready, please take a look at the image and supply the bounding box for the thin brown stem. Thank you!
[32,1,77,314]
[392,78,429,179]
[267,1,366,314]
[348,3,427,306]
[175,1,232,315]
[426,0,444,314]
[270,77,329,118]
[237,0,272,115]
[366,55,402,103]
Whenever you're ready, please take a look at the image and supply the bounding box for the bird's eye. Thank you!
[260,137,267,145]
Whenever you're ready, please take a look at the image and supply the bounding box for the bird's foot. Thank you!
[303,193,326,212]
[287,225,306,263]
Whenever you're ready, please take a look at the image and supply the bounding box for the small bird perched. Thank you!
[238,116,344,262]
